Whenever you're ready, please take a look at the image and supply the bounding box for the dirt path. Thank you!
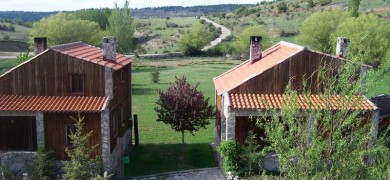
[200,17,231,51]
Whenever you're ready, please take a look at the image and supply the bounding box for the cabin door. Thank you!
[0,116,37,151]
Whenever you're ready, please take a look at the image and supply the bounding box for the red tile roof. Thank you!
[0,95,108,112]
[230,93,377,111]
[51,42,132,71]
[213,42,304,95]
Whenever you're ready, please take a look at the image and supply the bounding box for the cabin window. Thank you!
[65,125,76,146]
[70,74,84,94]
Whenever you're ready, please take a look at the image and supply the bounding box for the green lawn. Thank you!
[125,57,239,177]
[0,58,18,74]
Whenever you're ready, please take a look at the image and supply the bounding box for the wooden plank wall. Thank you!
[44,112,101,160]
[0,50,105,96]
[0,116,36,151]
[216,94,222,138]
[230,50,341,95]
[109,64,131,152]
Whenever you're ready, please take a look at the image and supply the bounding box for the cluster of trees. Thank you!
[30,1,135,54]
[299,9,390,67]
[178,20,221,55]
[0,24,15,32]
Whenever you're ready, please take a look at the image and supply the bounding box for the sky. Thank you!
[0,0,262,12]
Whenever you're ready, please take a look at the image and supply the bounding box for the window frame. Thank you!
[64,124,76,147]
[70,73,85,95]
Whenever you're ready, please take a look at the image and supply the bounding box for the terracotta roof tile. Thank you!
[51,42,132,71]
[230,93,377,111]
[213,41,305,95]
[0,95,108,112]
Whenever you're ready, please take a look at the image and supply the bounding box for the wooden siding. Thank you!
[230,50,341,95]
[216,94,222,138]
[0,116,36,151]
[0,50,105,96]
[109,64,131,152]
[44,112,101,160]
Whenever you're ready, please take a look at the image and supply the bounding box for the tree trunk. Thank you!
[181,131,185,145]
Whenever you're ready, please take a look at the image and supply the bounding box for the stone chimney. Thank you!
[336,37,350,58]
[34,37,47,55]
[250,36,262,64]
[102,37,117,61]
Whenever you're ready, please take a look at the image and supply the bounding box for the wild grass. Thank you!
[0,58,18,74]
[125,57,240,177]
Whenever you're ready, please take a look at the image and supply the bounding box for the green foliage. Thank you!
[74,8,111,30]
[16,51,32,64]
[307,0,315,8]
[332,13,390,67]
[298,9,349,53]
[0,166,19,180]
[277,1,288,13]
[240,132,264,176]
[150,67,160,83]
[348,0,362,17]
[217,140,242,176]
[178,22,214,55]
[30,12,102,47]
[62,114,103,180]
[107,1,135,53]
[27,148,55,180]
[233,25,269,56]
[258,61,390,178]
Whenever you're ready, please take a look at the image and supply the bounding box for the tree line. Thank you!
[30,1,134,54]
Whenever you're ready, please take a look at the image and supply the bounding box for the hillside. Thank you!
[209,0,390,45]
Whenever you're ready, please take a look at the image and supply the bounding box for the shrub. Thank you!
[27,148,55,180]
[217,140,242,176]
[151,68,160,83]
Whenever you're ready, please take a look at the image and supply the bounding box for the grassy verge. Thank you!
[125,57,240,177]
[0,58,18,74]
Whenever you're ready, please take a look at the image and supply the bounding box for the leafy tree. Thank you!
[16,51,32,64]
[74,8,111,30]
[307,0,315,8]
[107,1,135,53]
[277,1,288,13]
[298,9,348,53]
[30,13,102,47]
[178,22,214,55]
[234,25,269,56]
[332,13,390,67]
[348,0,361,17]
[62,114,104,180]
[150,67,160,83]
[258,62,390,178]
[155,76,214,144]
[27,148,55,180]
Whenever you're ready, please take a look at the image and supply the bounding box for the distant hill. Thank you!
[0,11,58,22]
[131,4,253,18]
[0,4,252,22]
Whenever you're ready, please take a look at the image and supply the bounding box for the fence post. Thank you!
[134,114,139,146]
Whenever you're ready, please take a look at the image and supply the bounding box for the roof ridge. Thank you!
[213,42,284,81]
[280,41,306,50]
[50,41,86,50]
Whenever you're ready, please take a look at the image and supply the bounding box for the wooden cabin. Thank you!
[370,94,390,137]
[0,37,132,175]
[213,37,378,146]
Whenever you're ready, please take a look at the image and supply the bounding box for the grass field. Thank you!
[0,58,18,74]
[0,22,31,42]
[125,57,240,177]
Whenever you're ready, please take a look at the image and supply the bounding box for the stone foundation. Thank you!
[0,151,36,177]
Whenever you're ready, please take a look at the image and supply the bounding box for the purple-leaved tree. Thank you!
[155,76,214,144]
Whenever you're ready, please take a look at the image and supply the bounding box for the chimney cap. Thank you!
[250,36,262,42]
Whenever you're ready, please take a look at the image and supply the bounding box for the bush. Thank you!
[217,140,242,176]
[150,68,160,83]
[27,148,55,180]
